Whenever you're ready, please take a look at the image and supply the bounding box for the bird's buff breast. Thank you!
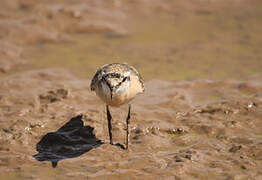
[95,79,142,107]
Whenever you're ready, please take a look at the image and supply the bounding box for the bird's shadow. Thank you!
[33,114,103,168]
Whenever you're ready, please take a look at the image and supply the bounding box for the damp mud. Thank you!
[1,0,262,179]
[0,69,262,179]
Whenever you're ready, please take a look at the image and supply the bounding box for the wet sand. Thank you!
[0,69,262,179]
[0,0,262,179]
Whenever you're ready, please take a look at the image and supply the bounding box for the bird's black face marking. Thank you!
[115,76,130,89]
[101,75,113,91]
[122,76,128,83]
[103,73,121,79]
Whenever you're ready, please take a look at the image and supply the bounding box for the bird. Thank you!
[90,63,145,150]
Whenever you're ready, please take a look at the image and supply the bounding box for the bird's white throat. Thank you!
[114,81,130,96]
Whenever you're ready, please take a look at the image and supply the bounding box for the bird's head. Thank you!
[101,71,131,100]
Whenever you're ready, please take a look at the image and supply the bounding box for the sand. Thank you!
[0,0,262,179]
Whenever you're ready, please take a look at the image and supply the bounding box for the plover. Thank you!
[90,63,144,149]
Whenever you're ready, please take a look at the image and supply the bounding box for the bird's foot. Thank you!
[112,143,125,150]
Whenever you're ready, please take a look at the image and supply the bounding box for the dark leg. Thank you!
[126,104,131,150]
[106,105,113,145]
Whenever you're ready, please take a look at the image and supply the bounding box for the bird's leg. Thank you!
[126,104,131,150]
[106,105,113,145]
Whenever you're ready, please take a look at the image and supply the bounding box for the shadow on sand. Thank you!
[33,115,103,168]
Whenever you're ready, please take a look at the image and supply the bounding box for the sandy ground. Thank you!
[0,0,262,179]
[0,69,262,179]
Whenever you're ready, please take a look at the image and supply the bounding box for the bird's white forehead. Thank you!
[108,78,121,86]
[123,71,130,77]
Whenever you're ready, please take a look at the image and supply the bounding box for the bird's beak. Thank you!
[110,88,116,100]
[110,88,114,100]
